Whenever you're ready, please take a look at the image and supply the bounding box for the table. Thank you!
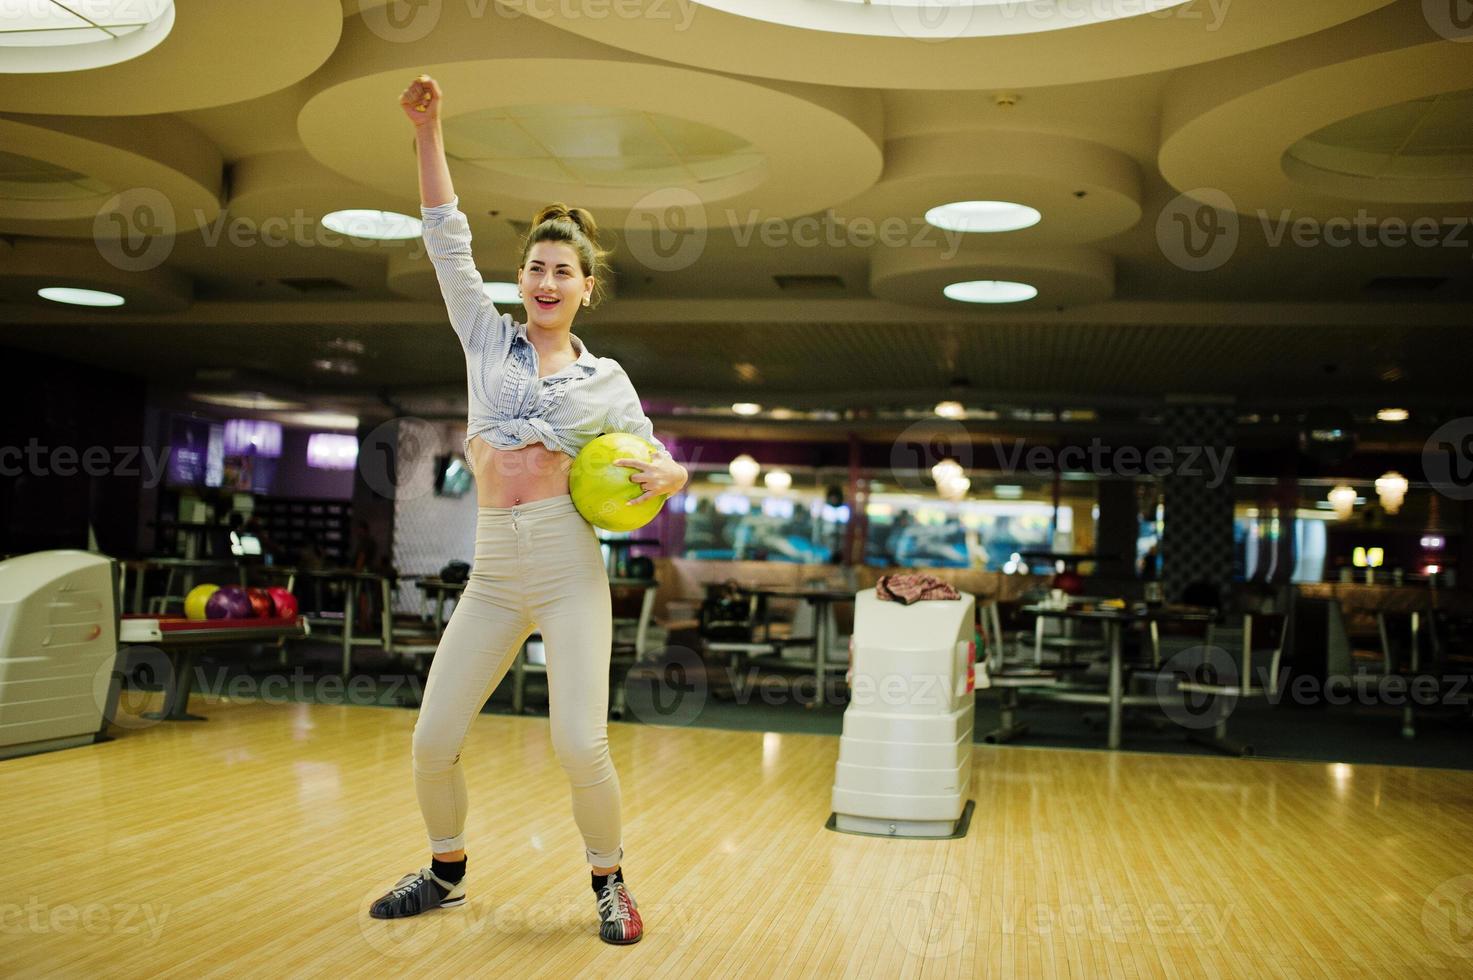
[751,587,855,709]
[1019,603,1216,748]
[414,576,466,634]
[118,557,248,614]
[118,614,309,721]
[285,568,393,677]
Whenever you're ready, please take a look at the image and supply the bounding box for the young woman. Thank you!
[369,74,688,945]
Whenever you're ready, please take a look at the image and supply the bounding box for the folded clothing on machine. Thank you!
[875,573,961,605]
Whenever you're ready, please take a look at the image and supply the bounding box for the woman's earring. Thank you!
[582,297,590,307]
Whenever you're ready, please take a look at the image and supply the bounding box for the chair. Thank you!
[1032,613,1106,668]
[1166,611,1287,756]
[978,598,1059,744]
[1371,608,1434,739]
[144,559,245,615]
[698,586,778,693]
[609,581,657,720]
[775,598,849,666]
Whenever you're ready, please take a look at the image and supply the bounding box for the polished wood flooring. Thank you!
[3,692,1473,978]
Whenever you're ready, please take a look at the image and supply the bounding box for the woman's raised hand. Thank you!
[399,74,443,127]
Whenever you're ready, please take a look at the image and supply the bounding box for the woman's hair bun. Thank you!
[531,202,598,244]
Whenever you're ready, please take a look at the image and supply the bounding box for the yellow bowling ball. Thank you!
[570,433,668,532]
[184,583,220,621]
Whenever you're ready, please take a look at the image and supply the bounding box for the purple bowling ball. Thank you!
[205,585,254,620]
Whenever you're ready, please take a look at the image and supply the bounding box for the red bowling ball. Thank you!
[267,586,299,620]
[1052,569,1085,596]
[246,587,275,618]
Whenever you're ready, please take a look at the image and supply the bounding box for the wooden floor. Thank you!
[4,693,1473,979]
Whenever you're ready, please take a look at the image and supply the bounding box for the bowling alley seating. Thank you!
[773,595,850,667]
[609,578,658,720]
[1173,611,1289,756]
[1323,597,1441,738]
[978,598,1060,744]
[128,557,248,615]
[698,582,779,688]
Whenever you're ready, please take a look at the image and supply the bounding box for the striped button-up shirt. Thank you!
[421,196,666,464]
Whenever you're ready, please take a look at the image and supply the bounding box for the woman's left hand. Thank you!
[616,455,688,505]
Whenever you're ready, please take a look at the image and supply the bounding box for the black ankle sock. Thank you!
[432,857,466,884]
[591,867,624,892]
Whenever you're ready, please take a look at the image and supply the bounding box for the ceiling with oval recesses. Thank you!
[0,0,1469,415]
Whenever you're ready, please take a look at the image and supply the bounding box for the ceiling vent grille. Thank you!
[278,277,353,293]
[1362,276,1447,293]
[773,274,845,292]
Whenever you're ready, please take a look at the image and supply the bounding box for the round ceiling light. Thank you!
[942,280,1038,304]
[38,286,124,307]
[926,200,1041,233]
[321,209,421,241]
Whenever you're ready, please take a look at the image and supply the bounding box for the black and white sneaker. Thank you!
[369,867,466,919]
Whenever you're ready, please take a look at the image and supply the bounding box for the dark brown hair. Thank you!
[519,202,611,309]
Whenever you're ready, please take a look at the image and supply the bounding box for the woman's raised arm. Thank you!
[400,74,506,351]
[400,74,455,207]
